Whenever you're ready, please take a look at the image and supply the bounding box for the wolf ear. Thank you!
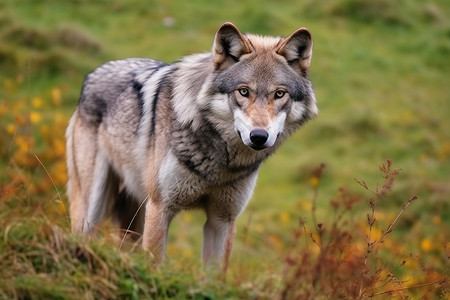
[213,22,252,69]
[277,28,313,76]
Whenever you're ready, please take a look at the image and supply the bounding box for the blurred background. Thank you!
[0,0,449,292]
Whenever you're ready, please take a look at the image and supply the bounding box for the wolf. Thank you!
[66,22,318,271]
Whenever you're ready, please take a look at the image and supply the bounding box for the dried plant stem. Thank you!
[35,154,71,229]
[370,279,446,297]
[358,161,419,298]
[360,194,418,298]
[119,195,149,250]
[311,185,320,239]
[370,195,417,249]
[311,163,325,239]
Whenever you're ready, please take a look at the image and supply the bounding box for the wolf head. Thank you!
[210,22,318,151]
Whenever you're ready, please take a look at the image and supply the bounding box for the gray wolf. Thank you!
[66,22,318,271]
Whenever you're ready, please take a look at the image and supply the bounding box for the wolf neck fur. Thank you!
[170,110,271,185]
[163,53,279,185]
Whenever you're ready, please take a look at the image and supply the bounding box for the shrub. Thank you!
[280,160,448,299]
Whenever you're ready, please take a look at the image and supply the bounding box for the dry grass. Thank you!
[280,161,448,299]
[1,160,447,299]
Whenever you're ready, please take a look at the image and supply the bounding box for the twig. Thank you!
[370,195,417,249]
[119,195,148,250]
[35,154,71,229]
[311,163,325,239]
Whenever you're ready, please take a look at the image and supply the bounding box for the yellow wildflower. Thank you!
[296,199,312,211]
[6,124,16,135]
[182,249,192,258]
[279,212,291,223]
[15,136,31,153]
[420,238,433,252]
[32,97,43,108]
[366,226,382,242]
[403,257,419,269]
[309,176,319,187]
[52,88,62,106]
[52,139,66,157]
[30,111,42,124]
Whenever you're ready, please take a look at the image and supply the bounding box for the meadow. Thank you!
[0,0,449,298]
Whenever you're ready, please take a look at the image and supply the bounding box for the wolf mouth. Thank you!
[249,144,268,151]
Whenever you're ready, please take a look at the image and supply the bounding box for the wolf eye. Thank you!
[274,90,286,99]
[238,88,250,97]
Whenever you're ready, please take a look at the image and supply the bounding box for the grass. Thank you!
[1,0,449,298]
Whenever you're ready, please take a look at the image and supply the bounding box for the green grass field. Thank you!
[1,0,449,298]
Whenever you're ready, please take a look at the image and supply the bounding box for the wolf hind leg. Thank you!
[83,150,120,233]
[66,112,99,233]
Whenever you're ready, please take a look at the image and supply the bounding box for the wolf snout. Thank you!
[249,129,269,150]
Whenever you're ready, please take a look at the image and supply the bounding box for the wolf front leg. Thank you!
[202,176,257,273]
[202,214,237,273]
[142,199,174,264]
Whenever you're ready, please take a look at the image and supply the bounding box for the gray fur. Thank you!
[66,22,318,271]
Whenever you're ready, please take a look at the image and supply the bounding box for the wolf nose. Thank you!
[250,129,269,146]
